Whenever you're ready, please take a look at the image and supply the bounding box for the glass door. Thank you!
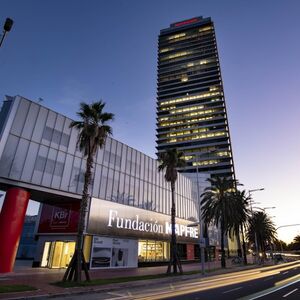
[60,242,75,268]
[41,242,51,267]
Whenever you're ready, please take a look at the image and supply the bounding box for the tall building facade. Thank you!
[156,17,235,179]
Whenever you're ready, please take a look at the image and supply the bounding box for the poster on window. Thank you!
[90,236,138,269]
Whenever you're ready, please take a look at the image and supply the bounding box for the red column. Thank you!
[0,188,30,273]
[186,244,195,260]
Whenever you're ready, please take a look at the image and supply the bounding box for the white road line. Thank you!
[107,291,129,299]
[283,288,298,298]
[283,271,289,275]
[107,292,126,296]
[248,277,300,299]
[223,287,243,294]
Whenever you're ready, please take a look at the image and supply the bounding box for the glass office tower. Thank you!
[156,17,235,179]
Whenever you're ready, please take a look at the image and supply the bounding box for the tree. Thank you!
[230,190,251,264]
[201,176,235,268]
[63,101,114,282]
[293,235,300,244]
[274,240,287,251]
[247,211,277,257]
[158,148,185,274]
[291,235,300,250]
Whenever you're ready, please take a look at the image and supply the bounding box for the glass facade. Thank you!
[138,240,170,262]
[156,17,235,179]
[16,215,38,259]
[0,95,199,221]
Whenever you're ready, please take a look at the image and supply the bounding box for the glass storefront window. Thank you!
[41,237,91,269]
[138,240,169,262]
[41,241,75,268]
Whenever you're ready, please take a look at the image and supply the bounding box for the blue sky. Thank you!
[1,0,300,243]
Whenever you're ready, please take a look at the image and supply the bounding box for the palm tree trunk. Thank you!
[236,225,242,258]
[220,222,226,268]
[63,154,93,282]
[241,225,247,265]
[167,181,182,274]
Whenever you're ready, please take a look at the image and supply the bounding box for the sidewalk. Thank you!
[0,258,257,299]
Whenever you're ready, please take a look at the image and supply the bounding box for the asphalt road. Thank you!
[55,260,300,300]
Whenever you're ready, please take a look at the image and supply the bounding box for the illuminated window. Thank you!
[159,91,221,107]
[183,155,193,161]
[181,75,188,82]
[168,33,186,40]
[164,131,226,144]
[160,51,189,61]
[138,240,170,262]
[160,48,171,53]
[199,26,212,32]
[192,159,219,166]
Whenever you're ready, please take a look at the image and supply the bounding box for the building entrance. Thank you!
[41,241,75,268]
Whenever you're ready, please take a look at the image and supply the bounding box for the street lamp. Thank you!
[189,150,217,275]
[276,224,300,253]
[248,188,265,263]
[0,18,14,48]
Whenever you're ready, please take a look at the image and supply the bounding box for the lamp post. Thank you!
[276,224,300,253]
[248,188,265,263]
[189,150,217,275]
[252,206,276,260]
[195,164,205,275]
[0,18,14,48]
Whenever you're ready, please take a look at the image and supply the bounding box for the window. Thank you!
[138,240,169,262]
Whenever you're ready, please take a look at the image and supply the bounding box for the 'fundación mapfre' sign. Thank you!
[87,198,199,243]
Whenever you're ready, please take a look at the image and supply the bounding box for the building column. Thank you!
[0,187,30,273]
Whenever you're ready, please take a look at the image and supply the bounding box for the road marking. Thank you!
[263,276,274,281]
[223,287,243,294]
[247,276,300,299]
[106,291,130,299]
[283,271,289,275]
[107,292,126,297]
[283,288,298,298]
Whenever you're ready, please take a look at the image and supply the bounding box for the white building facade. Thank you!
[0,95,217,269]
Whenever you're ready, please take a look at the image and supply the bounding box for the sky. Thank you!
[0,0,300,243]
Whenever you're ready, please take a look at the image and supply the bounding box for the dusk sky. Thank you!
[1,0,299,243]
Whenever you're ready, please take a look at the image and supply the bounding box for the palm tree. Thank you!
[158,148,185,274]
[293,235,300,244]
[247,211,277,258]
[230,190,251,264]
[292,235,300,250]
[201,176,235,268]
[63,101,114,282]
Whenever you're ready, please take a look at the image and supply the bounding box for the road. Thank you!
[56,260,300,300]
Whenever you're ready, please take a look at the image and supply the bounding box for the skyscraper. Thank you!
[156,16,235,179]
